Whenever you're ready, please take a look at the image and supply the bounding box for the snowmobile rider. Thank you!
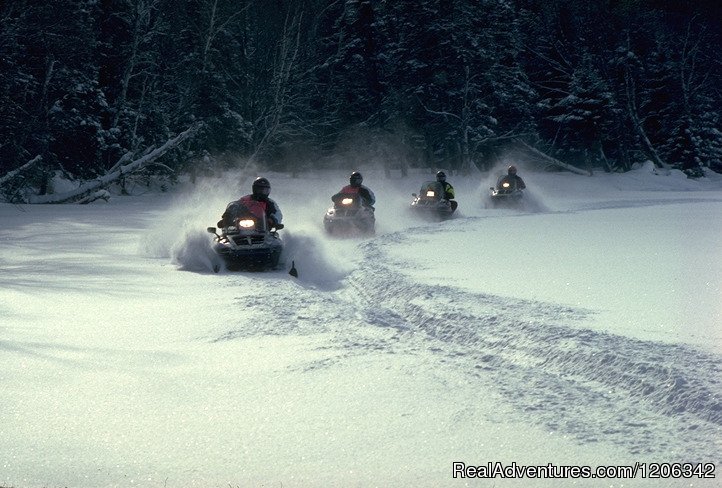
[332,171,376,208]
[436,170,458,212]
[217,177,283,229]
[497,165,526,191]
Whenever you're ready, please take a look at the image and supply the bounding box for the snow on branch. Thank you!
[29,123,201,204]
[0,155,43,186]
[517,140,591,176]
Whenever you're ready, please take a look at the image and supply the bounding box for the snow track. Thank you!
[167,173,722,473]
[341,230,722,463]
[204,217,722,466]
[4,168,722,487]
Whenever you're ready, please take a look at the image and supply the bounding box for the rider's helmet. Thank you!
[436,171,447,183]
[349,171,363,187]
[252,177,271,198]
[508,165,518,176]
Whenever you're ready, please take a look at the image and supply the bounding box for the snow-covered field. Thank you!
[2,163,721,488]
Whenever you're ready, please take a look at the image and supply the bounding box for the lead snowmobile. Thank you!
[323,193,375,236]
[207,206,284,272]
[410,181,456,220]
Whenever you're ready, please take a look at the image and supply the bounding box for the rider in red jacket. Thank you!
[332,171,376,208]
[217,177,283,228]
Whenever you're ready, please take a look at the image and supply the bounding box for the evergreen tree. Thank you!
[657,21,722,175]
[96,0,169,166]
[0,1,108,184]
[543,55,615,170]
[377,0,535,172]
[2,0,721,191]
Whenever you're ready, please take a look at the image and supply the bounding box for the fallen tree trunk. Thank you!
[0,155,43,186]
[517,140,591,176]
[77,190,111,204]
[29,123,201,204]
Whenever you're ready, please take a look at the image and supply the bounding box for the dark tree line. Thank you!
[1,0,720,197]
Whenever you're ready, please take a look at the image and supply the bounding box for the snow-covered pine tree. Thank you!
[543,55,615,172]
[20,1,107,184]
[96,0,168,167]
[655,20,722,176]
[377,0,535,173]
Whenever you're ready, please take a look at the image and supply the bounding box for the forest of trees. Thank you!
[1,0,721,200]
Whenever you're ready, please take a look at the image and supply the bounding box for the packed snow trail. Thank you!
[200,211,722,467]
[337,227,722,465]
[4,167,722,487]
[186,168,722,469]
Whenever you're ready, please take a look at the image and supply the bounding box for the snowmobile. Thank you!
[410,181,456,220]
[323,193,375,236]
[488,177,524,209]
[207,206,284,272]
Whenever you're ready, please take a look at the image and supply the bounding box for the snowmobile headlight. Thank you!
[426,190,435,197]
[502,182,510,188]
[341,198,354,205]
[238,219,255,228]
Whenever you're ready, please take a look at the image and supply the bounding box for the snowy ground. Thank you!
[2,163,722,488]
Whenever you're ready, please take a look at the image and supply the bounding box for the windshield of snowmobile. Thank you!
[419,181,444,199]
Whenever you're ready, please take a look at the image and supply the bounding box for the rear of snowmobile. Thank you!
[323,193,375,236]
[410,181,455,220]
[207,211,283,272]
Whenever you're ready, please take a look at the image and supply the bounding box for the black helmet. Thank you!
[252,177,271,197]
[436,170,446,182]
[349,171,363,187]
[508,165,518,176]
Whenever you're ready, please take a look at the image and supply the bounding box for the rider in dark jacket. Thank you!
[332,171,375,208]
[496,165,526,191]
[436,170,458,212]
[217,177,283,229]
